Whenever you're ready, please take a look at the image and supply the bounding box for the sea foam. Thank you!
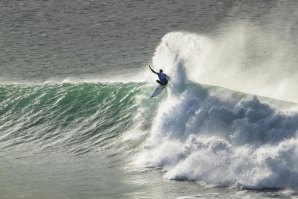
[137,31,298,191]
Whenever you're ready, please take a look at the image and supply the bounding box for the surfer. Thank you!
[149,65,169,86]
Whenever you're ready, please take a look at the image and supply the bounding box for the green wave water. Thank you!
[0,83,149,155]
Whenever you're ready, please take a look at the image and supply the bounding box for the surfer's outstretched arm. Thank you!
[149,65,158,74]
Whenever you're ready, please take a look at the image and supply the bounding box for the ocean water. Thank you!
[1,0,298,198]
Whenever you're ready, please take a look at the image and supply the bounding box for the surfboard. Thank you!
[151,85,167,98]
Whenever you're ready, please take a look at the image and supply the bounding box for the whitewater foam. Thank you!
[137,30,298,191]
[138,81,298,190]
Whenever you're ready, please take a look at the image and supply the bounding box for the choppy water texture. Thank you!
[1,0,298,199]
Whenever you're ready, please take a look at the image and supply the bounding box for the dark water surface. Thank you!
[1,0,297,82]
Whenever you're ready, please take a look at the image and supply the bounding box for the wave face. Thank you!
[1,80,298,191]
[0,83,147,154]
[137,31,298,191]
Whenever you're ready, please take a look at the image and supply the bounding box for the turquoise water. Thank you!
[0,83,143,152]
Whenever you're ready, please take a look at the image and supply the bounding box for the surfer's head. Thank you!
[159,69,163,73]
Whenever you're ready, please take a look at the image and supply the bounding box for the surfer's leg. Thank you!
[157,80,167,85]
[163,79,168,85]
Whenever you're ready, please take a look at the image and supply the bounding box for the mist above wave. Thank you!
[149,23,298,102]
[137,26,298,191]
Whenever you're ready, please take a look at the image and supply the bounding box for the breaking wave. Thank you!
[137,31,298,191]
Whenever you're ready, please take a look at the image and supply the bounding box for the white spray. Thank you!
[150,21,298,103]
[137,23,298,191]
